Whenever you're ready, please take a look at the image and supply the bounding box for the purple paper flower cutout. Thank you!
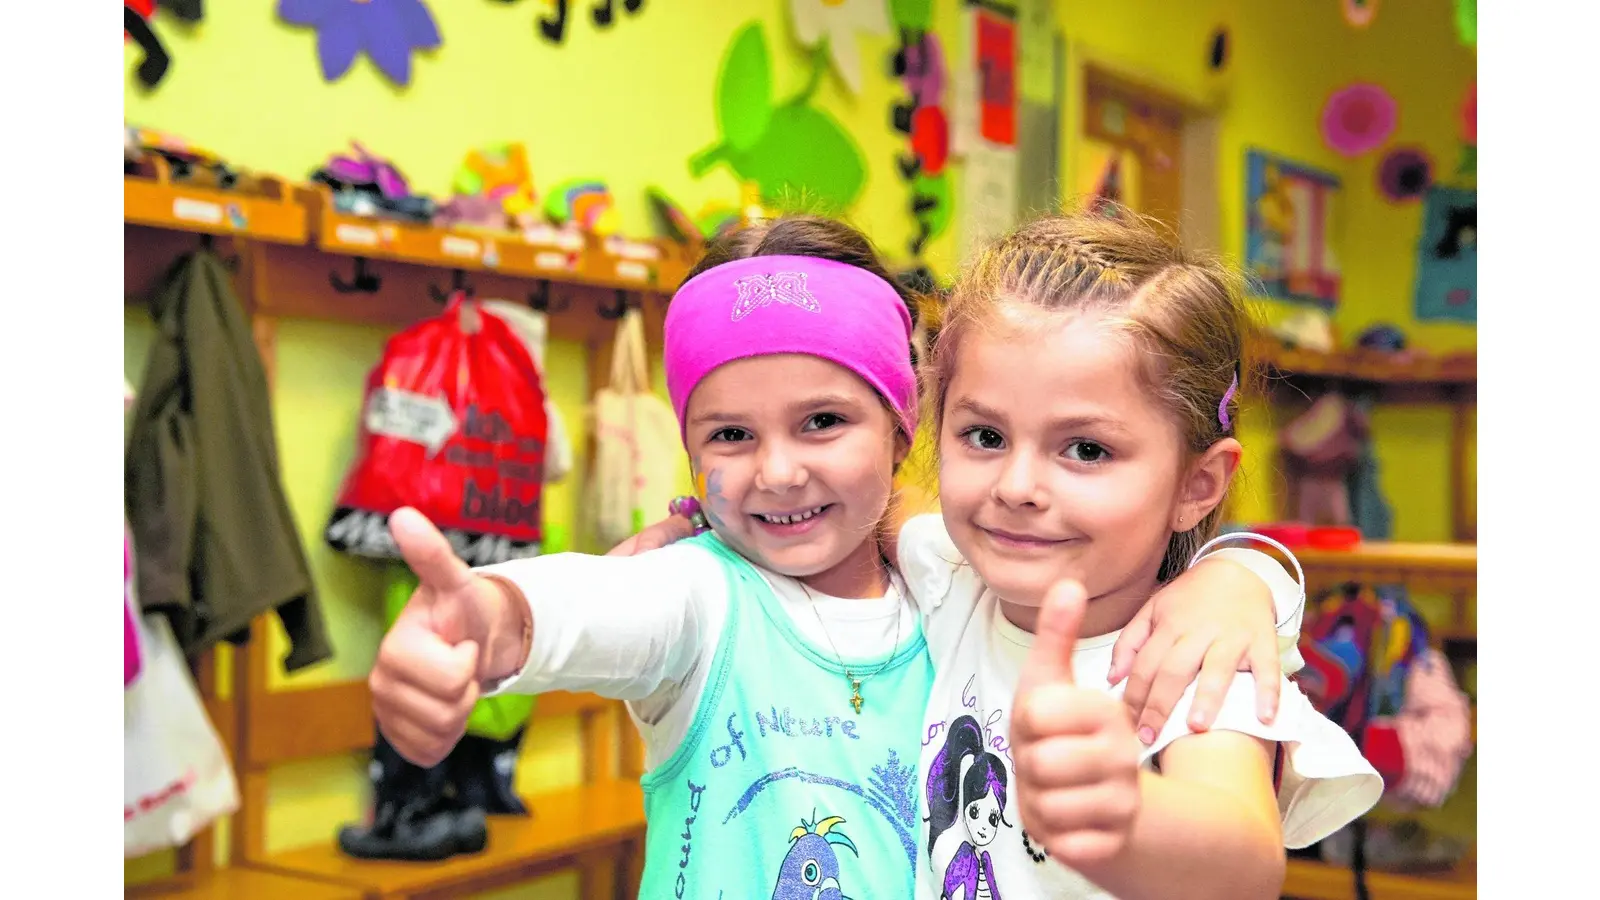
[279,0,442,87]
[1321,83,1398,157]
[1377,146,1432,203]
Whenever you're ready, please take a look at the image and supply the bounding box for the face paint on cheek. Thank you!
[701,468,731,531]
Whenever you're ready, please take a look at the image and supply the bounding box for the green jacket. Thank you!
[125,250,332,671]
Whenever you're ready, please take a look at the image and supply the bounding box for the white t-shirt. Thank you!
[481,532,1306,777]
[896,514,1383,900]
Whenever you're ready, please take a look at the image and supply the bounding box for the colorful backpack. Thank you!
[1297,582,1429,788]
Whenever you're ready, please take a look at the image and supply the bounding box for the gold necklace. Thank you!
[800,581,903,715]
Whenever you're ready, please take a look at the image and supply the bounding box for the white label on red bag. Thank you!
[441,235,481,260]
[364,388,459,457]
[336,223,379,246]
[172,197,223,225]
[615,260,650,282]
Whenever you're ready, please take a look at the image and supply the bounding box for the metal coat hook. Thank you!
[597,289,631,320]
[329,256,382,294]
[198,234,240,271]
[429,269,473,304]
[527,280,571,314]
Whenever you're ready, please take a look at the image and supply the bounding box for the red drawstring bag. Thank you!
[324,294,550,567]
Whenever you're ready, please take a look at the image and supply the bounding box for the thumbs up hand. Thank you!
[1011,581,1144,869]
[369,508,527,767]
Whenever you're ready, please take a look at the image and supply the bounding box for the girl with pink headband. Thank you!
[366,216,1306,898]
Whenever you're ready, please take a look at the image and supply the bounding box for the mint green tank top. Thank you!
[636,533,932,900]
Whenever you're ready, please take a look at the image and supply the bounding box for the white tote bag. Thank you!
[588,309,681,547]
[123,612,240,857]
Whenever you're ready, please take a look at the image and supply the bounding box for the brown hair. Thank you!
[923,208,1252,582]
[689,214,921,336]
[687,215,923,565]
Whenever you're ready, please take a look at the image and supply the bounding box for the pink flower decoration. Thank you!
[1460,82,1476,145]
[1322,83,1398,157]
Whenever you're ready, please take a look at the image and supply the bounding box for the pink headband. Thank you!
[664,254,919,442]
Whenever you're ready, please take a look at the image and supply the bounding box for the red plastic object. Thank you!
[1307,526,1362,550]
[1251,522,1311,548]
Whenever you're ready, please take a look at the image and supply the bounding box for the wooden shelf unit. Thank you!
[1249,338,1477,389]
[299,185,693,294]
[1247,334,1477,544]
[124,160,308,245]
[123,172,691,899]
[1282,857,1477,900]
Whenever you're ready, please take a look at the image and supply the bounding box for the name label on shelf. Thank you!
[335,224,379,247]
[172,197,223,226]
[522,224,585,252]
[615,260,651,283]
[605,236,662,262]
[441,235,481,261]
[535,251,575,271]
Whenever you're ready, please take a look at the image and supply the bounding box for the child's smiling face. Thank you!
[936,311,1200,636]
[685,354,905,599]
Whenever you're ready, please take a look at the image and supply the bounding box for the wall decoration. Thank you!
[973,4,1018,147]
[164,0,205,22]
[1454,0,1476,48]
[955,0,1020,260]
[889,0,952,261]
[125,1,171,89]
[1377,146,1432,203]
[279,0,442,87]
[689,22,867,214]
[1455,82,1476,179]
[1245,149,1342,309]
[1321,83,1397,157]
[1077,138,1140,216]
[1208,27,1229,72]
[1342,0,1378,29]
[1413,186,1476,324]
[790,0,890,95]
[492,0,645,46]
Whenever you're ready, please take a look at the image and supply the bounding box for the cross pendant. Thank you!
[848,675,863,715]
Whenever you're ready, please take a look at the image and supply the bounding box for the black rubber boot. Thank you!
[337,728,462,861]
[451,729,529,817]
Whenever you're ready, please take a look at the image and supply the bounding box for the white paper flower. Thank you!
[790,0,891,94]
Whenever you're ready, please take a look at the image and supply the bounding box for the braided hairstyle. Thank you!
[921,207,1254,582]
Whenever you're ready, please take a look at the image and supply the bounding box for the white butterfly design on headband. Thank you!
[730,272,822,321]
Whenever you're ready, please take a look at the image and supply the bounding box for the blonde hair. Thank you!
[923,209,1252,581]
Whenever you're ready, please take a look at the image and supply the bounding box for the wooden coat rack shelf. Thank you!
[124,173,693,342]
[123,170,686,899]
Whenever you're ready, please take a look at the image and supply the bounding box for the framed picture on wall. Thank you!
[1244,148,1342,308]
[1413,185,1476,323]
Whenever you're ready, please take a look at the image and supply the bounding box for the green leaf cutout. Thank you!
[890,0,934,31]
[725,105,867,212]
[716,23,775,153]
[914,170,953,241]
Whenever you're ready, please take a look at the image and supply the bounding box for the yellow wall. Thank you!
[125,0,1474,891]
[1051,0,1475,536]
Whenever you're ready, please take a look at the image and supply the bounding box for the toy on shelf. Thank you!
[125,124,241,190]
[1280,392,1370,527]
[544,179,621,236]
[436,143,541,233]
[312,143,436,225]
